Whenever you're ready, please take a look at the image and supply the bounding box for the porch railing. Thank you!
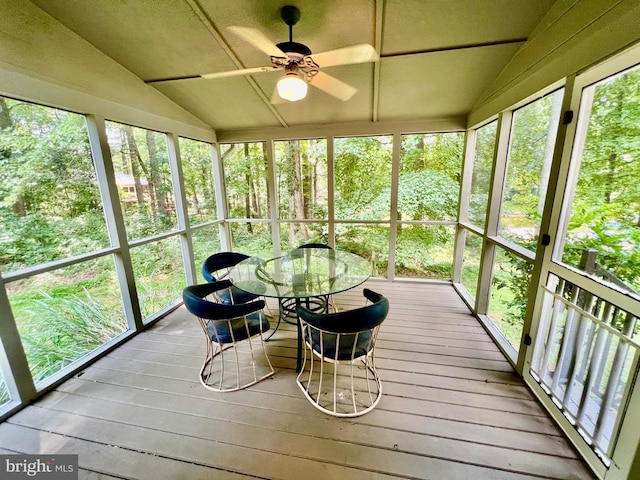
[531,273,639,464]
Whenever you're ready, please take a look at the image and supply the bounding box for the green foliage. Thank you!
[335,136,393,218]
[335,225,389,275]
[395,225,454,279]
[394,170,459,221]
[562,66,640,291]
[179,137,217,223]
[0,379,8,406]
[0,98,108,270]
[469,122,497,226]
[18,290,127,383]
[222,142,269,219]
[493,247,534,325]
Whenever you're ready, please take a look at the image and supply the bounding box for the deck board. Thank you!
[0,279,595,479]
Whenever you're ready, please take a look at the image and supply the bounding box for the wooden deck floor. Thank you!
[0,280,595,479]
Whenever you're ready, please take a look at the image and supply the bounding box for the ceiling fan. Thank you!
[146,5,379,102]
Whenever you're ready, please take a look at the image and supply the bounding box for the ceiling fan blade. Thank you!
[201,65,281,80]
[228,26,286,58]
[309,71,358,101]
[310,43,378,68]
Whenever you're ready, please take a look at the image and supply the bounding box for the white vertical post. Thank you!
[476,111,511,315]
[0,278,36,408]
[523,77,576,373]
[387,132,401,280]
[265,140,279,256]
[85,115,143,331]
[166,133,196,285]
[213,143,231,250]
[327,137,335,247]
[453,130,476,284]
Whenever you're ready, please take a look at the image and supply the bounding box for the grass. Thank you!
[18,290,127,383]
[0,376,8,406]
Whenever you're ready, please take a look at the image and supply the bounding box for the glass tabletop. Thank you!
[228,248,372,299]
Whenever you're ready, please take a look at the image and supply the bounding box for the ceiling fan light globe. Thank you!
[277,73,308,101]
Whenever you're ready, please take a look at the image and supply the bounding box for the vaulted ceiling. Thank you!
[30,0,556,134]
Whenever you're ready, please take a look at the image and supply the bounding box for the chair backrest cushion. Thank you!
[298,288,388,333]
[298,288,388,360]
[202,252,250,282]
[183,281,268,344]
[297,243,332,249]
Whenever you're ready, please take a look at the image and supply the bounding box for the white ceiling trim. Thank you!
[372,0,385,123]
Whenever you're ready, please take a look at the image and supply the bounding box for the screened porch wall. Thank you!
[1,0,640,478]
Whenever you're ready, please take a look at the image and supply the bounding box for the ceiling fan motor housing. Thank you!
[276,41,312,57]
[280,5,301,26]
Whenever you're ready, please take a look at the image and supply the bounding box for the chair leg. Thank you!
[199,336,274,392]
[296,346,382,417]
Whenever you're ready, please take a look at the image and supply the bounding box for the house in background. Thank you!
[0,1,639,479]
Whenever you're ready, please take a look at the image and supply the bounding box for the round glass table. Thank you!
[229,247,372,371]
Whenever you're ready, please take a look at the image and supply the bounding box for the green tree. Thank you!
[334,136,392,219]
[0,98,107,269]
[563,67,640,290]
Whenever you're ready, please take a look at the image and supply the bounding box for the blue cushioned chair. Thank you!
[202,252,259,305]
[183,280,274,392]
[296,288,389,417]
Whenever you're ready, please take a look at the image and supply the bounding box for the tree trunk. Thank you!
[0,98,12,130]
[124,126,146,205]
[0,98,26,215]
[286,142,308,243]
[605,153,616,204]
[302,144,311,219]
[146,130,168,217]
[417,134,425,169]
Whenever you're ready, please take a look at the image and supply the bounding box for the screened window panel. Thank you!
[498,89,563,251]
[559,64,640,296]
[7,257,127,385]
[335,224,388,277]
[488,246,532,352]
[279,222,328,252]
[395,224,455,280]
[230,222,273,258]
[0,98,109,271]
[221,142,270,220]
[275,139,327,220]
[192,224,222,282]
[179,137,217,225]
[461,231,483,298]
[399,133,464,221]
[468,122,497,229]
[130,236,185,319]
[334,136,392,221]
[106,122,177,241]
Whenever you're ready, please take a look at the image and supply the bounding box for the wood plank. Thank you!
[0,280,595,480]
[19,390,588,479]
[0,423,255,480]
[7,408,549,480]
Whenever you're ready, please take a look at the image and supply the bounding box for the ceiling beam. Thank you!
[186,0,288,128]
[381,38,528,60]
[372,0,384,123]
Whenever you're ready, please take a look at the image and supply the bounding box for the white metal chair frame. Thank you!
[296,289,388,417]
[184,281,275,393]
